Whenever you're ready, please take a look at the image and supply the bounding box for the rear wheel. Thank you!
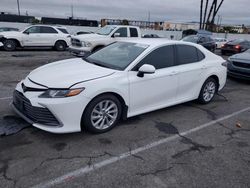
[4,40,17,51]
[54,41,67,51]
[198,78,218,104]
[82,94,122,133]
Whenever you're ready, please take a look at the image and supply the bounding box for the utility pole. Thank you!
[71,4,74,18]
[200,0,203,29]
[17,0,20,16]
[202,0,209,29]
[148,11,151,23]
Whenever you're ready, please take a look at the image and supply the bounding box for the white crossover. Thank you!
[12,39,227,134]
[0,25,70,51]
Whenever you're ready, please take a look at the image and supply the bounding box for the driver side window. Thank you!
[24,26,40,34]
[132,45,175,71]
[114,28,128,37]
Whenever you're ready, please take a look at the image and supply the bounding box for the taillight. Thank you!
[235,45,241,49]
[221,44,225,48]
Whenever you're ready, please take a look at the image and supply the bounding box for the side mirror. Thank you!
[137,64,156,77]
[113,33,120,38]
[24,31,29,35]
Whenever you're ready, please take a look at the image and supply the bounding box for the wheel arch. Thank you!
[4,38,21,47]
[54,39,67,46]
[80,91,128,130]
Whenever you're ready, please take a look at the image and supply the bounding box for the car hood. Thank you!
[229,52,250,63]
[27,58,115,88]
[73,33,107,41]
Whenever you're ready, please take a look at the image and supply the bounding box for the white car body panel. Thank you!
[13,39,227,133]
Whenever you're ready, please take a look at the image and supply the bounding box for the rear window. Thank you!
[58,28,69,34]
[228,39,246,45]
[130,28,138,37]
[41,26,58,33]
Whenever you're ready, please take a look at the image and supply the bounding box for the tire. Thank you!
[198,77,218,104]
[82,94,122,133]
[54,41,66,51]
[4,39,17,51]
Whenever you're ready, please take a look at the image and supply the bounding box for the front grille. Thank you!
[13,90,60,126]
[233,61,250,69]
[71,38,82,47]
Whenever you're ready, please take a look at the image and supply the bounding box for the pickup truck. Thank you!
[0,25,71,51]
[69,25,142,56]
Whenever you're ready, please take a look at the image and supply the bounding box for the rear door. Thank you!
[40,26,58,46]
[175,44,205,101]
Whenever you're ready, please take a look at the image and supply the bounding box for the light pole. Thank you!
[17,0,20,15]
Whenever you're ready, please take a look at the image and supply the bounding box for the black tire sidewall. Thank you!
[4,40,16,51]
[82,94,122,133]
[55,41,66,51]
[198,78,218,104]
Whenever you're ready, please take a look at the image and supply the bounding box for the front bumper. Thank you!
[227,62,250,80]
[12,82,91,134]
[69,46,91,57]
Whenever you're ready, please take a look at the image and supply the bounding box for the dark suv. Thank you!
[182,35,216,52]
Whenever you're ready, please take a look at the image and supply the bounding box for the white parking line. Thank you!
[0,96,12,100]
[32,106,250,188]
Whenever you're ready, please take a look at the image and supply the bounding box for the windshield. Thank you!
[96,25,117,35]
[182,35,199,43]
[85,42,149,70]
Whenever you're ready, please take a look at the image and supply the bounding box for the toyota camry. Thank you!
[12,39,227,134]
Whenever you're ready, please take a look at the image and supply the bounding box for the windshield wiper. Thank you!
[92,62,110,68]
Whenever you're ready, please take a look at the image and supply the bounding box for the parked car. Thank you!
[12,39,227,134]
[69,25,142,56]
[182,35,216,52]
[0,25,71,51]
[0,42,3,47]
[227,49,250,80]
[221,39,250,55]
[0,27,19,32]
[143,34,160,38]
[214,37,228,49]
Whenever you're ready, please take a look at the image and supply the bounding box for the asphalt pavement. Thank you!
[0,49,249,188]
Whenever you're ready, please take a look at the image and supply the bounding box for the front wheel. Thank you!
[82,94,122,133]
[54,41,67,51]
[198,78,218,104]
[4,40,17,51]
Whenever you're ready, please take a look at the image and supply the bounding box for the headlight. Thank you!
[39,88,84,98]
[81,41,92,47]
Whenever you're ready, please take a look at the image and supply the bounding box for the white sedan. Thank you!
[12,39,227,134]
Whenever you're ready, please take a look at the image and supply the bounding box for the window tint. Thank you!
[133,45,175,70]
[25,26,40,33]
[130,28,138,37]
[41,26,58,33]
[197,49,205,61]
[176,45,200,65]
[58,28,68,34]
[115,28,127,37]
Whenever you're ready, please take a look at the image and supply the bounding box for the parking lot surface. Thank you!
[0,50,250,188]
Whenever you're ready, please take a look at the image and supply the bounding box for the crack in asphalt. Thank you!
[154,121,214,159]
[136,167,173,177]
[127,146,145,161]
[0,158,17,187]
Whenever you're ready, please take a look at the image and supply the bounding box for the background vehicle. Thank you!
[214,37,228,49]
[13,39,226,134]
[221,39,250,55]
[182,35,216,52]
[0,25,71,51]
[227,49,250,80]
[143,34,160,38]
[0,27,19,32]
[69,25,141,56]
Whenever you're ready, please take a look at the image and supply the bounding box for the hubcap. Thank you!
[91,100,118,130]
[203,81,216,102]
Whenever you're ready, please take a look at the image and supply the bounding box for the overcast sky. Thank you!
[1,0,249,25]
